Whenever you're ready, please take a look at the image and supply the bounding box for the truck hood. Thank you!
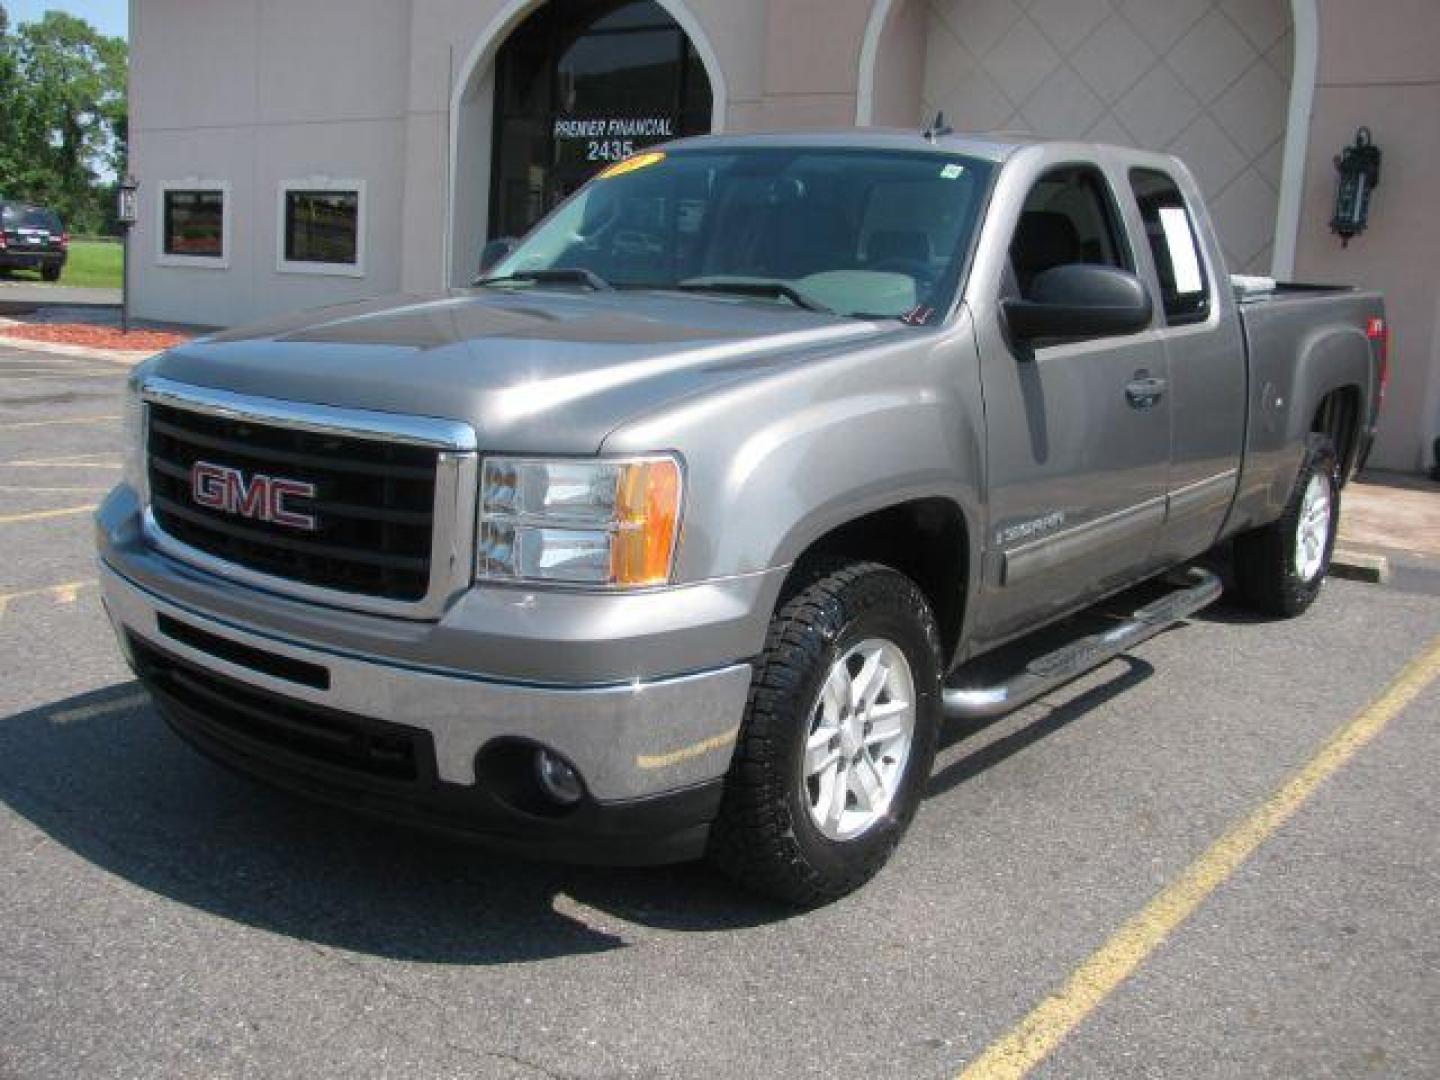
[151,290,897,453]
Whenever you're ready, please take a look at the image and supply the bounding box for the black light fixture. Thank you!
[1330,127,1380,246]
[116,174,138,334]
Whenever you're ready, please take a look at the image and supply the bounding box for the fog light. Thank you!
[534,748,584,806]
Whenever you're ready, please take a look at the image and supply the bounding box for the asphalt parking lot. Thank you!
[2,341,1438,1079]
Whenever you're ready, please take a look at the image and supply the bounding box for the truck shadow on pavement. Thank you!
[0,683,786,963]
[3,631,1174,960]
[929,654,1155,798]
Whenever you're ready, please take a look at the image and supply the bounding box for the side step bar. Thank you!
[942,566,1223,721]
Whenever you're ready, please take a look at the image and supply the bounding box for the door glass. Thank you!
[1008,166,1130,298]
[1130,168,1211,324]
[489,0,713,239]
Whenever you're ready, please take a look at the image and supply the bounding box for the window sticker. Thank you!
[940,163,965,180]
[597,151,666,180]
[1158,205,1203,295]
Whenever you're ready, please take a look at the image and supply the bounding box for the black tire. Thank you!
[1232,434,1340,617]
[41,265,61,283]
[707,560,942,906]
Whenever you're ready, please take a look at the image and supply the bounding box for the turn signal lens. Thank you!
[611,457,681,587]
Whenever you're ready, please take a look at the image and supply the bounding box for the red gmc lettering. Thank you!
[189,461,316,531]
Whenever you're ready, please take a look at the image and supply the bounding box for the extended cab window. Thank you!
[1130,168,1210,325]
[1008,166,1129,299]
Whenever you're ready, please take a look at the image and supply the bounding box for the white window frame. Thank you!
[156,180,231,270]
[276,177,366,278]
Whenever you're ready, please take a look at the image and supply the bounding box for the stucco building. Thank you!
[128,0,1440,473]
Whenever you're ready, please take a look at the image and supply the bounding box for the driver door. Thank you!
[972,163,1171,647]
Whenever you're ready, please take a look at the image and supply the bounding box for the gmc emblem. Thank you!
[190,460,317,531]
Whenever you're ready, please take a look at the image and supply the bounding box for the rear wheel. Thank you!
[707,560,942,906]
[41,265,61,282]
[1232,434,1340,616]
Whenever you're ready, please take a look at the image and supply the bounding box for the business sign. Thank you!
[554,116,676,164]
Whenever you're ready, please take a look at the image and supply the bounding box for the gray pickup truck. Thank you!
[97,130,1386,904]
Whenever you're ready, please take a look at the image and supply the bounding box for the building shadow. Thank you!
[0,683,787,965]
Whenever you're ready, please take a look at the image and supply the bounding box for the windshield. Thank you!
[488,148,994,321]
[1,206,61,231]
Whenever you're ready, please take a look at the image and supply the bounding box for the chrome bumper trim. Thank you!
[101,562,753,801]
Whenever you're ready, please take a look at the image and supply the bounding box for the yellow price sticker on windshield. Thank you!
[597,151,666,179]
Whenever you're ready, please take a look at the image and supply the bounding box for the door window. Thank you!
[1008,166,1129,298]
[1130,168,1210,325]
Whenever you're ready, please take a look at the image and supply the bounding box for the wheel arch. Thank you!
[781,496,972,667]
[1310,383,1363,482]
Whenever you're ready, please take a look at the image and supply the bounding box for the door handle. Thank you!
[1125,372,1167,409]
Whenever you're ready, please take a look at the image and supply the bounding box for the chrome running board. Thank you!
[942,567,1222,721]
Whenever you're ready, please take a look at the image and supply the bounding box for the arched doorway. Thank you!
[490,0,714,238]
[448,0,720,283]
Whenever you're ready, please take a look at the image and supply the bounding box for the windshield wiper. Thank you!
[474,267,614,291]
[675,277,834,314]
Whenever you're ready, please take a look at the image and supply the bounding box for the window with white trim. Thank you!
[277,179,365,276]
[158,184,229,267]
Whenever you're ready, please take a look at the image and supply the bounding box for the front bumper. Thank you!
[101,561,753,862]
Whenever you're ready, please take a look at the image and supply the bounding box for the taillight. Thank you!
[1366,316,1389,407]
[59,231,70,247]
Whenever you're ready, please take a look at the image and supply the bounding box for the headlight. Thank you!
[123,373,147,498]
[478,455,683,587]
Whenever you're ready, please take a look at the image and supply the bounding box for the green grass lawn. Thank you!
[1,238,123,289]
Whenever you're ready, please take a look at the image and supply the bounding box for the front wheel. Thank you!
[1232,434,1340,617]
[707,561,942,906]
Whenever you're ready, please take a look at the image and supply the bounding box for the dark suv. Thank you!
[0,202,68,281]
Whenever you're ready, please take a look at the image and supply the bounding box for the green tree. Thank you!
[0,5,127,233]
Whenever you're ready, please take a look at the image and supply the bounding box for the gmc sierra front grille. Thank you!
[146,401,439,602]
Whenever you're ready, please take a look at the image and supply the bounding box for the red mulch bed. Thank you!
[0,323,192,351]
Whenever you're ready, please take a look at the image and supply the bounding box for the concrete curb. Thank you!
[1330,547,1391,584]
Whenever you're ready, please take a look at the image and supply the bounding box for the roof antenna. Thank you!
[923,111,952,142]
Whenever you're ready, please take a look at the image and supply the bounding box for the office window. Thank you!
[278,181,365,275]
[162,189,225,259]
[285,190,358,264]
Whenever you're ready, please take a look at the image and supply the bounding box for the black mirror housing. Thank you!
[1003,264,1154,344]
[478,237,519,276]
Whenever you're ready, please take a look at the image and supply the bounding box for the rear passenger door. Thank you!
[973,163,1170,646]
[1127,166,1246,565]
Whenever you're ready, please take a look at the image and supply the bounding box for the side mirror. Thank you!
[1003,264,1153,345]
[478,237,518,276]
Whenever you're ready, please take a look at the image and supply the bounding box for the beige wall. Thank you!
[129,0,414,327]
[1293,0,1440,472]
[877,0,1294,274]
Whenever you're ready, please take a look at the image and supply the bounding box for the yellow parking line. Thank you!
[0,578,96,623]
[0,371,124,381]
[0,504,98,525]
[0,415,120,429]
[0,485,110,493]
[3,457,121,469]
[50,689,152,725]
[957,633,1440,1080]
